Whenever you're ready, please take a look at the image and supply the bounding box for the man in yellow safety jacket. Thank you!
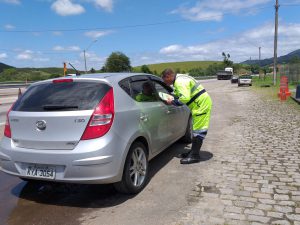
[162,69,212,164]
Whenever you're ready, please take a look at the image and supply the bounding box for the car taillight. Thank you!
[81,88,114,140]
[4,104,14,138]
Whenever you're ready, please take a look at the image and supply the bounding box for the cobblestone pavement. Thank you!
[174,85,300,225]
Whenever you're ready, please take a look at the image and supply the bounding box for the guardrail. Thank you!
[0,83,31,89]
[194,76,217,80]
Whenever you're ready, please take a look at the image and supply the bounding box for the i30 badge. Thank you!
[36,120,46,131]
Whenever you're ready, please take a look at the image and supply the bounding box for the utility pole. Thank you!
[273,0,279,86]
[84,50,87,73]
[259,47,261,66]
[83,39,98,74]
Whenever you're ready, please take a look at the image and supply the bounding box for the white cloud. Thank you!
[158,22,300,63]
[84,30,113,39]
[80,51,104,62]
[16,50,34,60]
[4,24,15,30]
[52,31,63,36]
[173,0,271,22]
[53,45,81,51]
[51,0,85,16]
[0,0,20,4]
[0,53,8,59]
[16,50,50,62]
[93,0,113,12]
[33,57,50,62]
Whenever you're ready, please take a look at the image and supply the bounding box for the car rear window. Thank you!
[13,81,111,112]
[240,76,252,79]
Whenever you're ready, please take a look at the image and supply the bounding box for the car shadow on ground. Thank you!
[11,142,213,210]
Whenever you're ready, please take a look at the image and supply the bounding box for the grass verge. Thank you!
[252,75,299,107]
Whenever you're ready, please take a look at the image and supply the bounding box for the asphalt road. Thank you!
[0,79,240,225]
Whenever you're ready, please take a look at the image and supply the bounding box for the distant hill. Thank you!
[0,62,14,73]
[242,49,300,66]
[0,67,81,82]
[134,61,222,74]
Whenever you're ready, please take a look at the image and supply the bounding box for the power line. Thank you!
[0,48,81,55]
[0,5,272,34]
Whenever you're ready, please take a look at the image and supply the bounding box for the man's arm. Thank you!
[174,80,191,104]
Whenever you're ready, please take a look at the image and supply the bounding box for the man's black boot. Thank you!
[178,151,191,158]
[180,137,203,164]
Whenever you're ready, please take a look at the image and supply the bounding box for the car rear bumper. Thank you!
[0,135,126,184]
[239,80,252,85]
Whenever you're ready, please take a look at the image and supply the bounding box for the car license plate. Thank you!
[26,164,56,179]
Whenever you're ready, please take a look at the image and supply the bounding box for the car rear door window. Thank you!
[118,78,131,96]
[129,78,158,102]
[13,81,111,112]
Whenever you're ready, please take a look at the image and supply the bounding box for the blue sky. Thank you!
[1,0,300,70]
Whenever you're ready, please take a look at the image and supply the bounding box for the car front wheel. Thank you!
[114,142,149,194]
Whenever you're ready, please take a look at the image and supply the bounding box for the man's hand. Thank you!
[166,97,173,105]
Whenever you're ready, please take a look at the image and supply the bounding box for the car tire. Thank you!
[181,116,193,143]
[114,142,149,194]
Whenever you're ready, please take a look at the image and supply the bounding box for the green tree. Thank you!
[250,64,260,74]
[100,66,106,73]
[104,51,131,72]
[289,56,300,64]
[222,52,233,67]
[1,68,17,81]
[140,65,152,74]
[188,68,205,77]
[90,68,96,73]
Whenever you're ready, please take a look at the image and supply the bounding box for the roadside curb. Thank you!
[291,96,300,104]
[0,102,15,106]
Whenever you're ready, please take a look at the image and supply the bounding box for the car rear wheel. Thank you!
[181,116,193,143]
[114,142,148,194]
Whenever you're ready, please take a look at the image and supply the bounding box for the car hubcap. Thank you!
[129,147,147,187]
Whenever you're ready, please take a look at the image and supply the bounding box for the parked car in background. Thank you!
[0,73,192,194]
[238,75,252,86]
[231,75,239,84]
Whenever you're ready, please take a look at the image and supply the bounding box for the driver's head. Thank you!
[142,82,153,96]
[161,68,175,86]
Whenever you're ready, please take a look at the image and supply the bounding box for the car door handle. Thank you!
[140,114,148,122]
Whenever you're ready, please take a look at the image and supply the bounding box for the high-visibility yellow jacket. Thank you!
[173,74,212,131]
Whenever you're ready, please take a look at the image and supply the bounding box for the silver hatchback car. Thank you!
[0,73,192,194]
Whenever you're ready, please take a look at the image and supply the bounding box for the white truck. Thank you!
[225,67,233,74]
[217,67,233,80]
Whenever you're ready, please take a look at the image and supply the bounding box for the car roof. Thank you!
[32,73,162,87]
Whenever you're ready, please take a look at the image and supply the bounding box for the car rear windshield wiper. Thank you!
[43,105,79,110]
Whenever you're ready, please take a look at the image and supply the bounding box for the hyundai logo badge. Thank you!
[36,120,46,131]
